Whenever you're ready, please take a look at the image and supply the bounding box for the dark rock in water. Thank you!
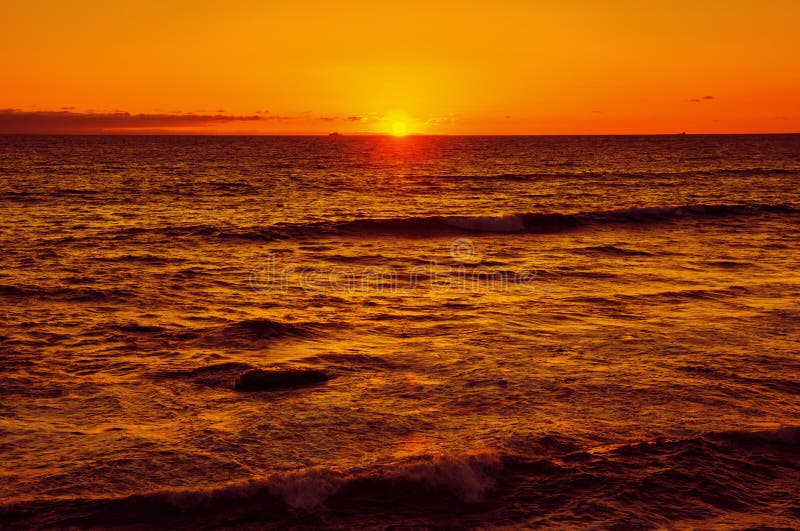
[233,367,331,392]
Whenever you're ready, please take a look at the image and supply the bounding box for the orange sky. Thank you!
[1,0,798,134]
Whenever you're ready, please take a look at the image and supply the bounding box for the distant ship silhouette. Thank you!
[329,132,341,137]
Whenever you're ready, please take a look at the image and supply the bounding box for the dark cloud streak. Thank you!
[0,109,266,133]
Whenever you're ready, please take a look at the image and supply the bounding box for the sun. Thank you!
[390,121,409,137]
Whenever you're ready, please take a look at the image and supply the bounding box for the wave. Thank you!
[404,167,800,182]
[0,284,132,302]
[676,365,800,395]
[578,244,655,256]
[151,360,336,391]
[113,323,166,333]
[402,167,800,182]
[274,203,799,238]
[93,254,187,265]
[215,318,312,339]
[0,452,503,527]
[184,319,318,355]
[150,361,256,387]
[615,285,750,303]
[90,202,798,243]
[67,319,319,361]
[3,427,798,528]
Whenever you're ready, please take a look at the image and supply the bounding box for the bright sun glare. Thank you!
[390,121,409,137]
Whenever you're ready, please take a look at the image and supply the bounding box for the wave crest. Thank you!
[3,429,799,528]
[90,202,799,242]
[265,203,800,238]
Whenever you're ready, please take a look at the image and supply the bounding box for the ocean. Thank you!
[1,134,799,528]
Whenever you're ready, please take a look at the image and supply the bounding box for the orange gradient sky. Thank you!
[1,0,798,134]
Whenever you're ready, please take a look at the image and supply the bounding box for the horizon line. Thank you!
[2,131,800,137]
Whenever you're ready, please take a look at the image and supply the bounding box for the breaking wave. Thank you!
[2,427,798,528]
[98,203,800,242]
[267,203,799,238]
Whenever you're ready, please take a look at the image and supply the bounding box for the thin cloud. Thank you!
[0,109,264,133]
[689,96,715,103]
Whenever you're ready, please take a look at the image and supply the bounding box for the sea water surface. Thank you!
[1,135,799,528]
